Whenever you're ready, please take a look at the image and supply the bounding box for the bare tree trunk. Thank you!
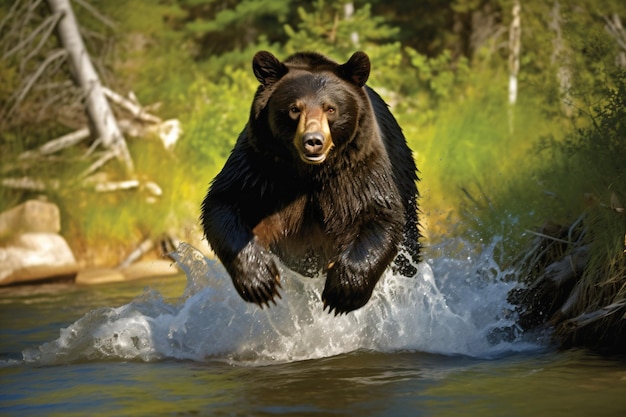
[508,0,521,134]
[604,13,626,68]
[550,1,573,117]
[343,2,359,47]
[508,0,521,106]
[47,0,134,174]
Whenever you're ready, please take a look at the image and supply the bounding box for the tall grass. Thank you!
[548,72,626,349]
[401,68,570,254]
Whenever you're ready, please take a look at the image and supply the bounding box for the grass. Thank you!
[502,70,626,351]
[408,81,570,252]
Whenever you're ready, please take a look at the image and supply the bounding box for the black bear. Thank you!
[201,51,420,314]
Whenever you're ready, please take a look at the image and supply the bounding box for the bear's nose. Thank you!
[302,132,325,155]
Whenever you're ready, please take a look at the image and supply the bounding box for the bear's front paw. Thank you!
[322,262,377,315]
[229,241,282,308]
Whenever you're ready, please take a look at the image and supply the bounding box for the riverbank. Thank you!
[0,199,204,287]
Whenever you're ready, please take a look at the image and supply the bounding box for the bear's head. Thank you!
[250,51,371,166]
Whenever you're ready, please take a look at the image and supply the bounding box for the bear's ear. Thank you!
[338,51,370,87]
[253,51,287,86]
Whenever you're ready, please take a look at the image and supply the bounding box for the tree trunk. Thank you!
[47,0,134,174]
[507,0,521,134]
[344,2,359,47]
[550,1,573,117]
[604,13,626,68]
[508,0,521,106]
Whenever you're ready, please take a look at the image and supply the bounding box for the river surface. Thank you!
[1,241,625,416]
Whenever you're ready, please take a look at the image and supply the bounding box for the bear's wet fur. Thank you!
[201,51,420,314]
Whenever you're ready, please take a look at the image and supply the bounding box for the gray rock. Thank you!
[0,200,77,285]
[0,199,61,236]
[0,232,78,285]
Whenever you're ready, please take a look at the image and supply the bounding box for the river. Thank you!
[1,241,625,416]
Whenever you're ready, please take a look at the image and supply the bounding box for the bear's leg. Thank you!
[202,202,282,307]
[322,219,401,314]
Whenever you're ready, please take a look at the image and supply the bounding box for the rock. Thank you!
[75,268,126,285]
[0,200,78,286]
[0,199,61,238]
[0,232,78,285]
[120,259,180,281]
[75,260,180,285]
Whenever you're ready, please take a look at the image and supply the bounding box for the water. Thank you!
[1,240,625,416]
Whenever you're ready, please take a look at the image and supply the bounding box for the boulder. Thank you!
[120,259,180,281]
[75,268,126,285]
[0,199,61,238]
[0,232,78,285]
[75,261,180,285]
[0,200,78,286]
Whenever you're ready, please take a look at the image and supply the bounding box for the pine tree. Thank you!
[180,0,296,58]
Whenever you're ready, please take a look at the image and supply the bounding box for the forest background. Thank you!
[0,0,624,293]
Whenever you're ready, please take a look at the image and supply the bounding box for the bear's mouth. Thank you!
[302,153,327,164]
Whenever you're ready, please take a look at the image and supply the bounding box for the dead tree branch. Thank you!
[73,0,117,30]
[6,48,68,118]
[102,87,162,124]
[19,127,91,160]
[3,11,61,61]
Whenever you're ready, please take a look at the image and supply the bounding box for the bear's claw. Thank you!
[230,240,283,308]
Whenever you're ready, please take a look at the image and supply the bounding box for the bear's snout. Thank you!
[294,107,333,164]
[302,132,325,158]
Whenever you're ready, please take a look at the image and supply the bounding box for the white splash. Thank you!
[23,240,540,366]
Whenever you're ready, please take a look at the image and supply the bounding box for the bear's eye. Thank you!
[288,106,301,120]
[326,106,337,120]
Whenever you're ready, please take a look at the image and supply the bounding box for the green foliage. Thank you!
[180,68,258,182]
[454,68,626,257]
[0,59,17,106]
[544,69,626,204]
[405,47,471,109]
[180,0,296,58]
[281,0,408,113]
[185,0,290,34]
[283,1,399,60]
